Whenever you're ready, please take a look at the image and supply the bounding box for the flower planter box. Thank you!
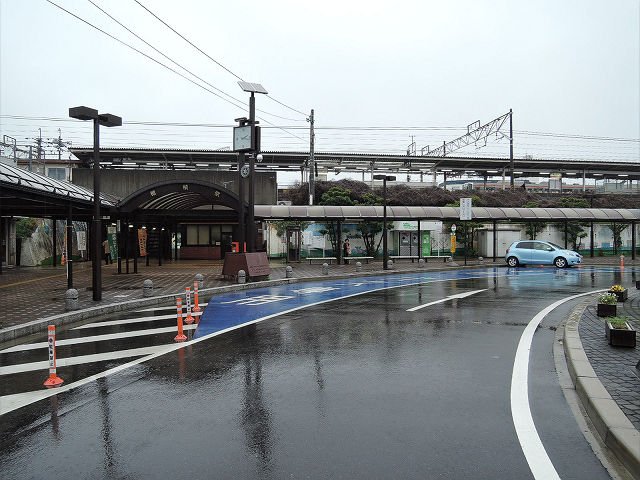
[609,288,628,302]
[605,321,636,347]
[597,303,617,317]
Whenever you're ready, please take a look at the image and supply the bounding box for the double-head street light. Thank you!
[69,106,122,301]
[373,174,396,269]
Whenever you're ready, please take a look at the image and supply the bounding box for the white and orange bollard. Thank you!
[620,255,624,269]
[43,325,64,387]
[174,298,187,342]
[184,287,195,324]
[193,281,202,323]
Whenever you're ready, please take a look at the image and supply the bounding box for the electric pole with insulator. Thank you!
[308,109,315,205]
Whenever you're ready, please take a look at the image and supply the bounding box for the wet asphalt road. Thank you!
[1,266,636,479]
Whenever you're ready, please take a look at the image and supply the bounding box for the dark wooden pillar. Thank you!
[492,220,497,262]
[66,205,73,289]
[133,222,138,274]
[125,222,130,274]
[52,218,58,266]
[336,220,342,265]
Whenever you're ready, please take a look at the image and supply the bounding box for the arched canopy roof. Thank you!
[118,180,244,214]
[254,205,640,222]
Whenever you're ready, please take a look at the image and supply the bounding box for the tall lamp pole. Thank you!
[374,174,395,269]
[235,81,267,253]
[69,106,122,301]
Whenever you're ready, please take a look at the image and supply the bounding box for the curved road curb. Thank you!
[563,299,640,479]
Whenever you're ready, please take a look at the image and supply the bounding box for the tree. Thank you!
[16,218,39,239]
[271,220,310,238]
[354,192,392,257]
[555,197,589,250]
[607,223,628,254]
[522,201,546,239]
[318,187,355,255]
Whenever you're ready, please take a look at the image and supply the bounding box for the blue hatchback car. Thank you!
[505,240,582,268]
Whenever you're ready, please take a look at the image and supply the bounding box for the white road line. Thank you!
[0,345,173,375]
[135,302,207,313]
[510,289,605,480]
[406,289,487,311]
[0,270,561,416]
[0,324,198,353]
[73,311,202,330]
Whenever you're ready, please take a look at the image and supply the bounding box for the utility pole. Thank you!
[47,129,72,180]
[509,108,514,188]
[37,128,44,175]
[308,109,315,205]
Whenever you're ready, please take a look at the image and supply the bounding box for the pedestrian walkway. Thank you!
[579,289,640,429]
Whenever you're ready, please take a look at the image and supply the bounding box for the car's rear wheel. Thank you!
[554,257,567,268]
[507,256,519,267]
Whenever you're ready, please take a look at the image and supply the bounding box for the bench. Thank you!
[308,257,337,264]
[389,255,452,263]
[348,256,374,264]
[423,255,452,263]
[390,255,420,262]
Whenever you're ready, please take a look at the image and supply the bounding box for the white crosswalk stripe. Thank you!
[0,324,198,353]
[0,345,174,375]
[73,311,202,330]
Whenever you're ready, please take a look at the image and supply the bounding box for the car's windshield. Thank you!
[548,242,563,249]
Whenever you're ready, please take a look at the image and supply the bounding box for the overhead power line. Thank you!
[44,0,245,111]
[44,0,306,143]
[86,0,301,123]
[133,0,245,82]
[133,0,308,118]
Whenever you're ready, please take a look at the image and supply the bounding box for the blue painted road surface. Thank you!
[195,267,586,338]
[1,266,637,479]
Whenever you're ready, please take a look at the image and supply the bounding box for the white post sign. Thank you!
[76,231,87,251]
[460,197,472,221]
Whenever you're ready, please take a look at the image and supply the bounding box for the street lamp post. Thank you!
[235,81,267,253]
[69,106,122,301]
[374,174,396,269]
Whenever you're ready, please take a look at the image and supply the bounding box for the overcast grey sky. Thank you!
[1,0,638,171]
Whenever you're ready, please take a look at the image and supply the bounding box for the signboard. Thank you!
[222,252,271,279]
[451,224,457,232]
[393,221,418,231]
[76,231,86,251]
[549,173,562,191]
[393,221,443,232]
[421,231,431,256]
[450,234,456,253]
[420,221,443,232]
[107,227,118,260]
[460,197,472,220]
[138,229,148,257]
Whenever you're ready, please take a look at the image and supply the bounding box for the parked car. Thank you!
[505,240,582,268]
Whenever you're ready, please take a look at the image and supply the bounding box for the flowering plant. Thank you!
[599,293,617,305]
[610,285,625,293]
[608,316,630,329]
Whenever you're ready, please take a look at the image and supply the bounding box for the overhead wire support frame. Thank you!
[422,111,512,157]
